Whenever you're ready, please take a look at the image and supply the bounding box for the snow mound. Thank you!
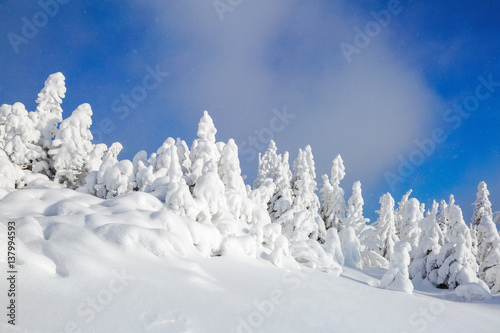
[454,283,492,302]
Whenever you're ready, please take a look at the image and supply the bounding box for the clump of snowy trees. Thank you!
[1,73,499,294]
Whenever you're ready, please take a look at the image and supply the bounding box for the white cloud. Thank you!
[140,0,443,195]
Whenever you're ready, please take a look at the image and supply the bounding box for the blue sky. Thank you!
[0,0,499,222]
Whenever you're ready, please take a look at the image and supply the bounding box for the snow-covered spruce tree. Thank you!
[376,193,399,261]
[87,142,136,199]
[268,151,294,223]
[427,196,480,289]
[346,181,388,268]
[218,139,247,196]
[290,146,326,241]
[253,140,280,190]
[395,189,412,238]
[0,104,12,150]
[320,154,347,231]
[409,201,444,280]
[49,103,94,188]
[2,103,43,172]
[436,199,449,243]
[176,137,191,175]
[477,214,500,293]
[192,159,227,222]
[379,241,413,293]
[399,198,422,250]
[33,72,66,176]
[189,111,220,187]
[218,139,255,222]
[471,181,493,257]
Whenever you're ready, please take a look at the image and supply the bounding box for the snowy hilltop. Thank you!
[1,73,500,332]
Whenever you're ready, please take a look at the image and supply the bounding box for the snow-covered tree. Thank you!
[176,138,191,175]
[3,103,42,170]
[153,137,183,182]
[291,146,325,241]
[427,197,479,289]
[0,104,12,150]
[49,103,94,188]
[189,111,220,186]
[471,181,493,257]
[218,139,246,196]
[339,225,362,269]
[87,142,136,199]
[254,140,280,190]
[477,215,500,292]
[409,201,443,280]
[346,181,369,234]
[268,151,293,223]
[192,160,227,221]
[436,199,449,243]
[320,155,347,231]
[376,193,399,261]
[323,227,345,267]
[395,189,412,237]
[379,241,413,293]
[344,181,387,268]
[34,72,66,152]
[399,198,422,250]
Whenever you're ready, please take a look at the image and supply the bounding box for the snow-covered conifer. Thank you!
[291,146,325,240]
[192,160,227,221]
[92,142,136,199]
[379,241,413,293]
[320,155,347,231]
[477,215,500,293]
[471,181,493,257]
[436,199,449,243]
[376,193,399,261]
[427,197,479,289]
[49,103,94,188]
[395,189,412,237]
[176,138,191,175]
[409,201,443,280]
[323,227,345,267]
[339,225,362,269]
[189,111,220,186]
[399,198,422,249]
[34,72,66,150]
[3,103,42,170]
[268,151,293,222]
[218,139,246,195]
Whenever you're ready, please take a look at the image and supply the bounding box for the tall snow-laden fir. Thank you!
[189,111,220,186]
[49,103,94,188]
[427,195,480,289]
[409,201,443,281]
[320,155,347,231]
[477,214,500,292]
[376,193,399,261]
[399,197,422,250]
[471,181,493,257]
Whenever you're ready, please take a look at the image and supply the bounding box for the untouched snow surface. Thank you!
[1,186,500,333]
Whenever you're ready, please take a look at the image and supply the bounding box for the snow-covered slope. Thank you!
[1,186,499,333]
